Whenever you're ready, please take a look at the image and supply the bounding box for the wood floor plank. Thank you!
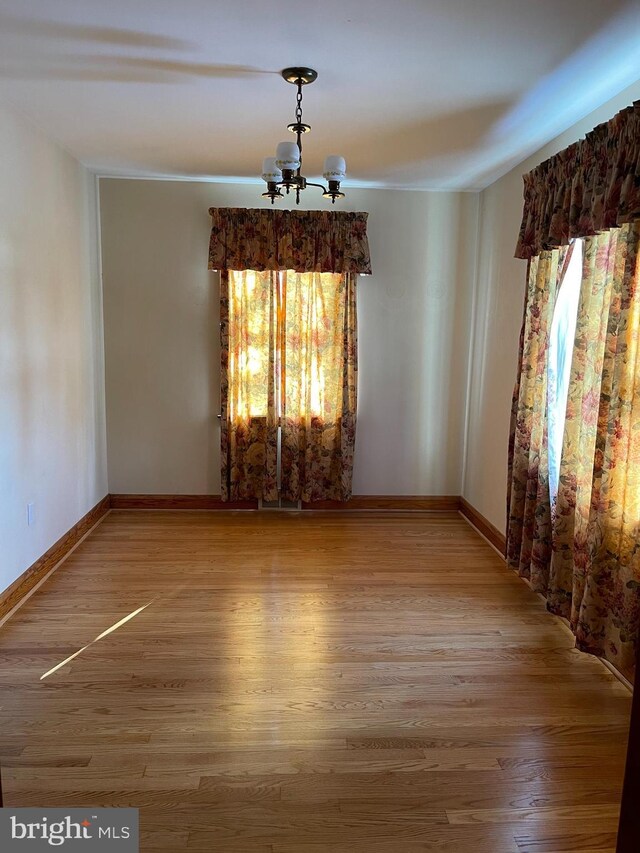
[0,510,630,850]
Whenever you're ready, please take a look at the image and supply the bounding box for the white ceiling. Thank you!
[1,0,639,190]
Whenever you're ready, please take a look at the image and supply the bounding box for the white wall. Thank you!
[0,100,107,592]
[100,180,479,496]
[464,79,640,533]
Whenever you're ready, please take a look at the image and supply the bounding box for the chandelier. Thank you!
[261,67,346,205]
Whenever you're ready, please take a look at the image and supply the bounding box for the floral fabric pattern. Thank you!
[220,270,278,501]
[507,248,570,588]
[209,208,371,274]
[551,223,640,680]
[508,224,640,681]
[280,272,357,503]
[220,270,357,503]
[515,101,640,260]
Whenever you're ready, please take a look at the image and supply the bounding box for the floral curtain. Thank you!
[220,270,278,501]
[280,272,357,502]
[515,101,640,260]
[220,269,358,503]
[510,99,640,680]
[508,224,640,680]
[507,247,571,586]
[209,208,371,274]
[549,223,640,680]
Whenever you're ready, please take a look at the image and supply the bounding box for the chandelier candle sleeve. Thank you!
[260,68,348,205]
[275,142,301,171]
[323,156,347,181]
[261,157,282,183]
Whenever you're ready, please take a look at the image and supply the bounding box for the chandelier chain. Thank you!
[295,83,303,125]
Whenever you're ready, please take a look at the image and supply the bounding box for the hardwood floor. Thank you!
[0,510,630,851]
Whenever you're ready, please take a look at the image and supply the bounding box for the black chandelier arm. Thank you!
[272,178,328,193]
[270,177,343,193]
[305,181,328,192]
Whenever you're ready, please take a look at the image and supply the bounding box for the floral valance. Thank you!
[515,101,640,259]
[208,208,372,274]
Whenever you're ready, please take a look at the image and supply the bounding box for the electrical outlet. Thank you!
[27,502,35,526]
